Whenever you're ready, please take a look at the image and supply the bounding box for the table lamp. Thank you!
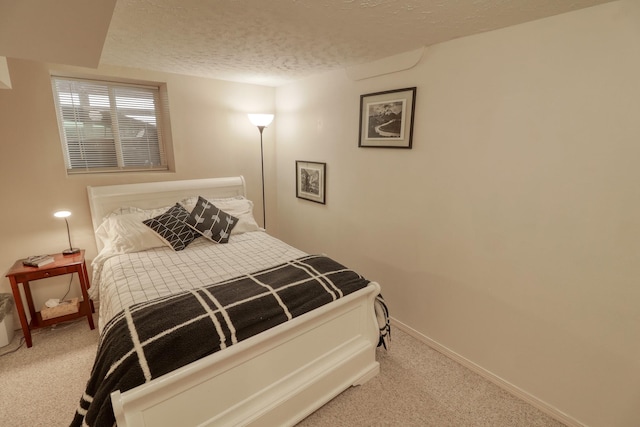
[54,210,80,255]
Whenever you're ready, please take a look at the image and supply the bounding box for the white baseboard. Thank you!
[391,317,585,427]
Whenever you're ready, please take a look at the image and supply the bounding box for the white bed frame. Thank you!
[87,176,381,427]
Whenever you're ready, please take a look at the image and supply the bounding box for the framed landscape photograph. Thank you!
[359,87,417,148]
[296,161,326,204]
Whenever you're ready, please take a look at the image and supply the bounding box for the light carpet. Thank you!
[0,314,565,426]
[0,315,99,427]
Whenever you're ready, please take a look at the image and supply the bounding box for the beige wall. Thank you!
[1,1,638,426]
[275,1,639,426]
[0,59,275,311]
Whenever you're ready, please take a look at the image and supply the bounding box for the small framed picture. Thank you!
[359,87,417,148]
[296,161,326,204]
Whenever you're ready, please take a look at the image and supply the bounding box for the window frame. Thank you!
[51,75,173,175]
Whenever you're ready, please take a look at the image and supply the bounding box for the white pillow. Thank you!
[180,196,260,235]
[104,205,174,220]
[96,196,259,253]
[95,212,165,254]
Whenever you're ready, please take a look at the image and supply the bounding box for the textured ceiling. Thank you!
[101,0,616,86]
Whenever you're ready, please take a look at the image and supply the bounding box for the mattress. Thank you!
[91,231,306,332]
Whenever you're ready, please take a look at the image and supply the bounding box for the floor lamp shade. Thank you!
[248,113,274,230]
[54,210,80,255]
[248,114,274,128]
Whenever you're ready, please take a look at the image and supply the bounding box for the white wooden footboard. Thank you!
[111,282,381,427]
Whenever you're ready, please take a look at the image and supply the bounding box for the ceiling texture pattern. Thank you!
[2,0,618,87]
[100,0,616,86]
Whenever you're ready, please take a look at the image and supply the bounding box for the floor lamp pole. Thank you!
[258,125,266,230]
[248,113,273,230]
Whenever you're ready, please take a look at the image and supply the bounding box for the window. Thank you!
[51,76,169,173]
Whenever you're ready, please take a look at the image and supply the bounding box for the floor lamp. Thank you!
[247,113,274,230]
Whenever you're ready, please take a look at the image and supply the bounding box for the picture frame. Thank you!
[359,87,417,148]
[296,161,326,204]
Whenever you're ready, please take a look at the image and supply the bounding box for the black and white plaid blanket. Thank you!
[72,255,389,427]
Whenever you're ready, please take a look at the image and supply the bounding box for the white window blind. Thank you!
[51,76,168,173]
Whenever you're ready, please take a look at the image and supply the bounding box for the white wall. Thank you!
[0,59,275,314]
[1,2,638,426]
[274,1,640,426]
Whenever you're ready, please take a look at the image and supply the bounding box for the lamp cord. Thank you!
[58,274,73,302]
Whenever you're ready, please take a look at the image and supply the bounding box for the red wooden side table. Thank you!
[5,250,95,348]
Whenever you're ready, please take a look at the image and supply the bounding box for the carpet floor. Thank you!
[0,314,565,426]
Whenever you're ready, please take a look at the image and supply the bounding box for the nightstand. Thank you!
[5,250,95,348]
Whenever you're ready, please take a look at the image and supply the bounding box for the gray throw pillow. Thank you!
[186,196,238,244]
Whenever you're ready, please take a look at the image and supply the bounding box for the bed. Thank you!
[75,176,389,427]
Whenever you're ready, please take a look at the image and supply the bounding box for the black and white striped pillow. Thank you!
[143,204,199,251]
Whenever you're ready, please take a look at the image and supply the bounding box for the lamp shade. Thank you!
[54,210,71,218]
[248,114,274,127]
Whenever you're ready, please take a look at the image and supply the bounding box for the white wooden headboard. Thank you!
[87,176,247,234]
